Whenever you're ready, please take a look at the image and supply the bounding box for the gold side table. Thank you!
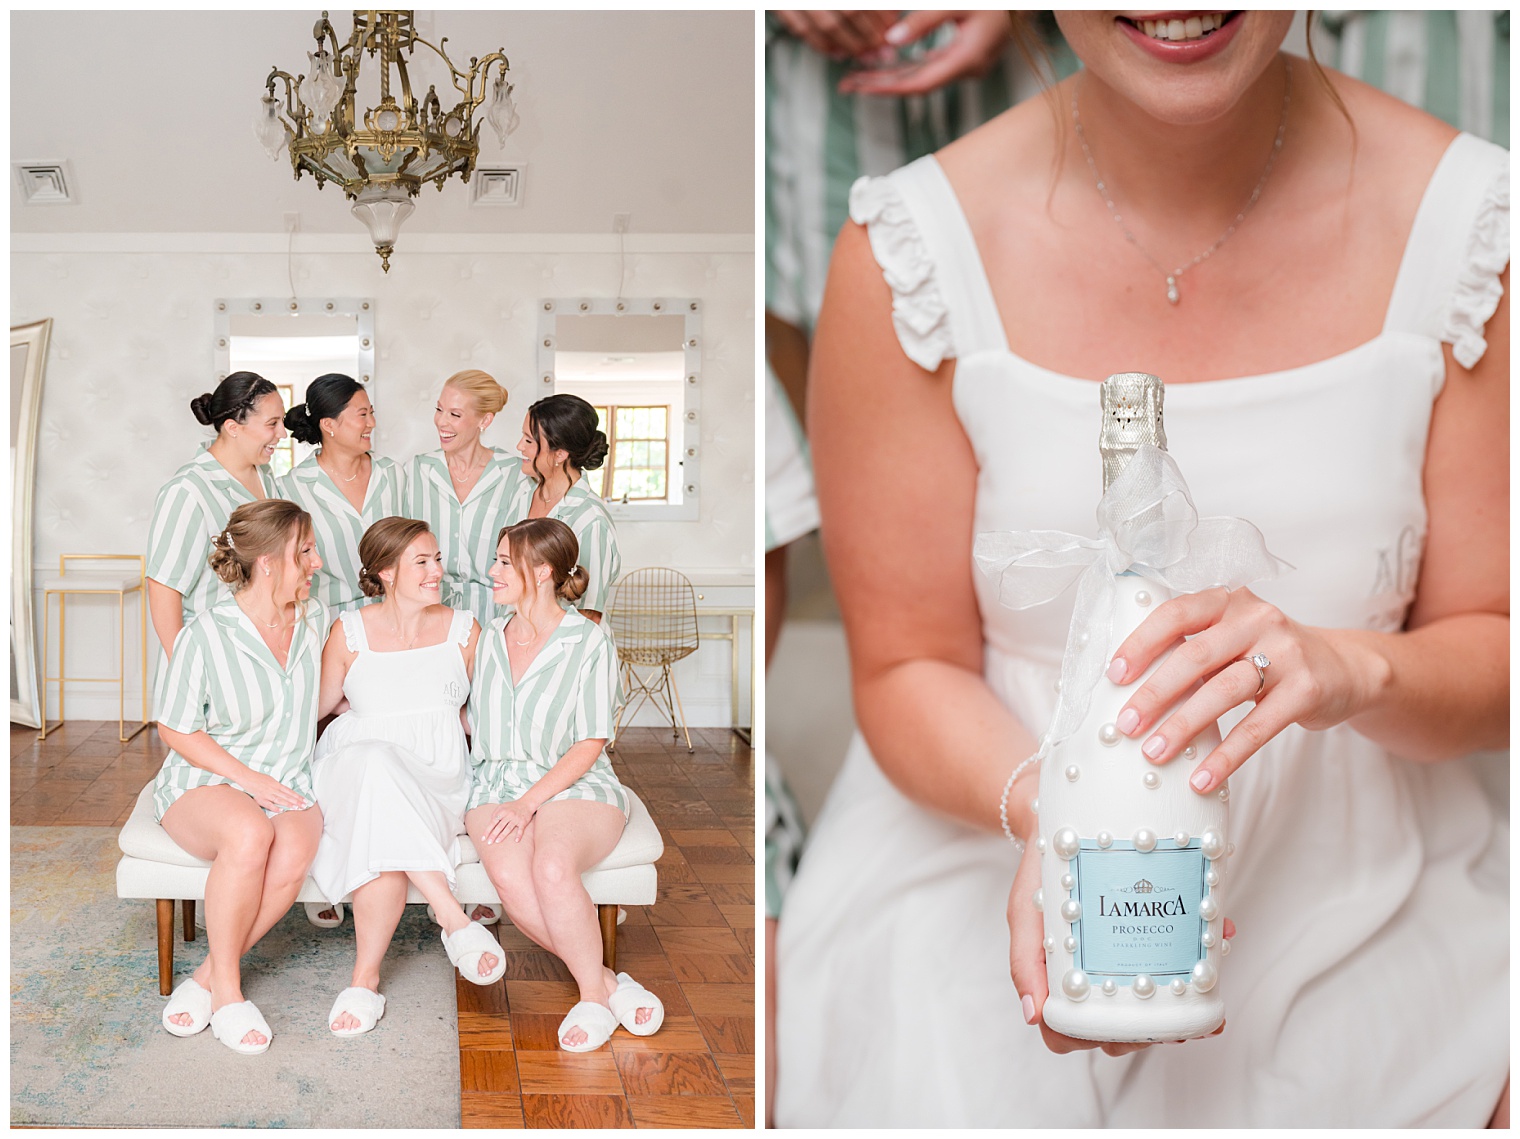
[39,554,151,743]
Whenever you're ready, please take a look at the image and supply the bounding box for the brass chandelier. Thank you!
[256,10,519,272]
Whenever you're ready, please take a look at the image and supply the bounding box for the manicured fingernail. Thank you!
[1106,658,1127,683]
[885,21,910,44]
[1142,735,1166,759]
[1021,994,1037,1024]
[1116,708,1140,734]
[1190,769,1213,792]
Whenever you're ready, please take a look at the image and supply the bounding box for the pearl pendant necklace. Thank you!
[1072,58,1292,306]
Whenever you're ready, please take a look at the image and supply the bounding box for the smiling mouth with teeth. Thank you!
[1125,12,1237,42]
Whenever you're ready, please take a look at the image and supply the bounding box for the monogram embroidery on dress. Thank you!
[443,679,463,701]
[1366,524,1423,632]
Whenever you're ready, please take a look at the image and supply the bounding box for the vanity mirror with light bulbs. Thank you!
[213,297,376,477]
[537,297,701,521]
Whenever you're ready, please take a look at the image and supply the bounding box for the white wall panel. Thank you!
[15,238,754,724]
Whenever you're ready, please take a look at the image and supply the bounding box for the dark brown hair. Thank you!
[357,517,433,598]
[497,518,589,604]
[191,371,280,434]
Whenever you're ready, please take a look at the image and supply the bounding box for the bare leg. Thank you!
[330,872,407,1032]
[160,786,276,1047]
[528,801,628,1047]
[468,804,555,950]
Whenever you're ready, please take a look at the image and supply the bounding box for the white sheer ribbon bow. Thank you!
[972,445,1289,749]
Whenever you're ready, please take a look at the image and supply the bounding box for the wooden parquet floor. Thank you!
[11,721,755,1129]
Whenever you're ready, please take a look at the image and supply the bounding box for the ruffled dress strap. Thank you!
[448,607,474,646]
[848,155,1009,372]
[1382,132,1509,370]
[340,607,371,653]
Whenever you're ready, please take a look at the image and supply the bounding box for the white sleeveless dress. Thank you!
[310,607,474,903]
[775,133,1509,1128]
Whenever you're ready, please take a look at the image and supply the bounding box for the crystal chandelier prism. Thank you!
[257,10,519,272]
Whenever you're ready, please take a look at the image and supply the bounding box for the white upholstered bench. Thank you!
[116,783,664,995]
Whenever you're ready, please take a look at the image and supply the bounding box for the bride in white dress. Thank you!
[778,12,1508,1128]
[313,517,507,1035]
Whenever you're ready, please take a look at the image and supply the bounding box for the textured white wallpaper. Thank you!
[14,236,755,724]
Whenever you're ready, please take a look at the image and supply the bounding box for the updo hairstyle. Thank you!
[191,371,280,434]
[285,373,366,445]
[357,517,433,598]
[443,369,509,417]
[527,394,609,477]
[498,518,588,604]
[209,499,313,593]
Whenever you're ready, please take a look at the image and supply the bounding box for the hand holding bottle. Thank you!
[1106,586,1385,795]
[1007,818,1235,1057]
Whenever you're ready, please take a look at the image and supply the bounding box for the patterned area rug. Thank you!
[11,827,460,1127]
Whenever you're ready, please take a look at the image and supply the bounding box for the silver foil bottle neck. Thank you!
[1099,372,1167,491]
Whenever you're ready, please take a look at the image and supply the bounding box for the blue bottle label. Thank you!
[1074,839,1205,980]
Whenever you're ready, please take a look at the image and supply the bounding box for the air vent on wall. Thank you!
[471,165,524,208]
[14,161,76,205]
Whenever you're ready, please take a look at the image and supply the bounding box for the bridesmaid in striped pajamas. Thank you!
[403,370,529,626]
[509,394,621,623]
[279,373,406,615]
[465,519,662,1053]
[154,500,326,1056]
[146,373,285,695]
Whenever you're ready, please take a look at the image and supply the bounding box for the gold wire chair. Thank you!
[607,567,700,752]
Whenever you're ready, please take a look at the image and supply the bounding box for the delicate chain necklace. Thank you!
[1072,58,1292,306]
[321,450,366,484]
[449,448,488,485]
[385,601,422,649]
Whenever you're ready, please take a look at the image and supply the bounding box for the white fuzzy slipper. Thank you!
[608,972,665,1037]
[209,999,273,1055]
[441,920,507,985]
[557,1000,618,1052]
[161,976,213,1037]
[328,986,386,1036]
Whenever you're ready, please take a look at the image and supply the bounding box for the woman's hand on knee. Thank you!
[483,801,536,845]
[242,771,307,814]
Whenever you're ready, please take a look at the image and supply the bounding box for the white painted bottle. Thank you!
[1035,373,1230,1043]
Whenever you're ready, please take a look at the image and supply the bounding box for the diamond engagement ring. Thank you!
[1246,653,1271,699]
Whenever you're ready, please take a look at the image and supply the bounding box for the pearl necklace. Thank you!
[1072,58,1292,306]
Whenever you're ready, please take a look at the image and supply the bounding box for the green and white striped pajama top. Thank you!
[146,445,281,715]
[278,453,406,614]
[151,596,327,820]
[466,609,629,816]
[503,475,622,613]
[402,449,529,627]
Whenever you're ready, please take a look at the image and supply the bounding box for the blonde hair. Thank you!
[209,499,313,594]
[498,518,589,604]
[443,369,509,417]
[357,517,433,598]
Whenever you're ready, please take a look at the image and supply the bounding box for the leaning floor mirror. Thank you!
[11,318,50,728]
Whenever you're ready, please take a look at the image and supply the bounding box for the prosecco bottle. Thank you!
[1035,373,1230,1043]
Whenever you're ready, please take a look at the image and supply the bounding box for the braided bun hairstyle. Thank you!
[209,499,312,593]
[526,395,609,487]
[191,371,279,434]
[357,517,433,598]
[498,518,588,603]
[285,373,366,445]
[443,369,509,417]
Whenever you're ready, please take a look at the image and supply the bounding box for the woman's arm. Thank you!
[810,222,1039,836]
[146,579,184,658]
[157,725,307,811]
[317,621,356,720]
